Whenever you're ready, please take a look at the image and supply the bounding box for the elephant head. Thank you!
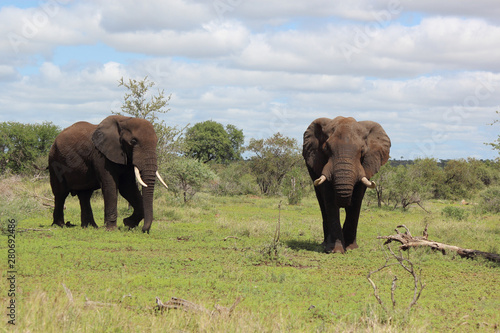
[91,115,167,232]
[303,116,391,207]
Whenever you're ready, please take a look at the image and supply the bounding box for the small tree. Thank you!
[443,159,485,200]
[385,163,432,211]
[281,163,310,205]
[184,120,244,164]
[166,157,216,203]
[114,76,184,163]
[247,133,301,195]
[411,158,446,199]
[370,162,392,207]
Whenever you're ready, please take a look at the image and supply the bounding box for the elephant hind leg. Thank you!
[52,191,69,227]
[77,190,98,228]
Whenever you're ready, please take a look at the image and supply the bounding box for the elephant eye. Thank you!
[322,143,329,152]
[131,138,138,146]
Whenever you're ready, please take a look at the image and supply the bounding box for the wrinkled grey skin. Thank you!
[303,116,391,253]
[49,115,159,233]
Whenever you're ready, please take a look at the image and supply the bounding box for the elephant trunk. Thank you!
[141,180,155,233]
[135,154,157,233]
[332,158,357,207]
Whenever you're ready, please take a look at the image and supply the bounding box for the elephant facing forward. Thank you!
[48,115,168,233]
[303,116,391,253]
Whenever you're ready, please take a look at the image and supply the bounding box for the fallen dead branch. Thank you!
[223,236,240,241]
[367,240,425,317]
[155,296,242,317]
[378,225,500,263]
[15,228,53,232]
[62,284,130,308]
[84,296,116,308]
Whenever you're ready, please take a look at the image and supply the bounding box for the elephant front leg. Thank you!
[323,209,344,254]
[343,184,366,250]
[101,181,119,230]
[119,178,144,229]
[317,187,344,253]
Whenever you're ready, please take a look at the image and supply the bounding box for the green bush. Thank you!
[209,162,259,196]
[162,157,216,203]
[478,186,500,213]
[0,121,60,174]
[282,165,310,205]
[441,206,469,221]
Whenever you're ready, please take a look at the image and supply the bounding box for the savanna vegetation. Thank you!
[0,171,499,332]
[0,80,499,331]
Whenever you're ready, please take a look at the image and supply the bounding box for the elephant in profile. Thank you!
[48,115,168,233]
[303,116,391,253]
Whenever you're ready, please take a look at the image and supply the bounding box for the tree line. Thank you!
[1,77,499,211]
[367,158,500,212]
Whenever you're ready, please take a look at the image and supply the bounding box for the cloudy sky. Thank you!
[1,0,500,160]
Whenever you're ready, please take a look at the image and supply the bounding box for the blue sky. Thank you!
[1,0,500,160]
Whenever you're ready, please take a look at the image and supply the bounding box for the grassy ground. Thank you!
[0,177,499,332]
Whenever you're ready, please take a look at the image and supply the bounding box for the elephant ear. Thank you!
[359,121,391,179]
[303,118,331,176]
[92,115,130,165]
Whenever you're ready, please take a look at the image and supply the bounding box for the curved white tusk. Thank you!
[361,177,376,189]
[156,171,168,189]
[134,166,148,187]
[313,175,327,186]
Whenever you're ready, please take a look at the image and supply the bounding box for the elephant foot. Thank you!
[105,222,118,231]
[123,217,140,229]
[81,221,98,229]
[346,241,359,251]
[52,221,76,228]
[323,240,345,254]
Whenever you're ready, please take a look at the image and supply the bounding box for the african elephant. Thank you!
[48,115,168,233]
[303,116,391,253]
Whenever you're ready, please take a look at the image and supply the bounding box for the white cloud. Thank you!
[96,0,212,32]
[0,1,499,159]
[103,21,250,58]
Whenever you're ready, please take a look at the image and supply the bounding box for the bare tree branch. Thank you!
[379,225,500,263]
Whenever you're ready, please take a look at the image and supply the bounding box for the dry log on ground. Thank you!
[84,296,116,308]
[379,225,500,263]
[155,296,242,317]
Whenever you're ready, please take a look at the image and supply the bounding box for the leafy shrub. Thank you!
[441,206,469,221]
[281,165,310,205]
[163,157,216,203]
[0,121,60,174]
[478,186,500,213]
[209,162,259,196]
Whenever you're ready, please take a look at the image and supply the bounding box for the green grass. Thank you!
[1,177,499,332]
